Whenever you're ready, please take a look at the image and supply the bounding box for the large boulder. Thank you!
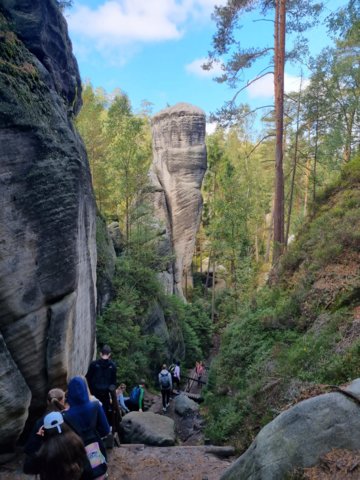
[0,0,96,455]
[120,412,176,446]
[149,103,207,298]
[175,394,200,416]
[221,379,360,480]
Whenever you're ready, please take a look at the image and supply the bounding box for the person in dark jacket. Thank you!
[23,411,92,480]
[23,388,66,472]
[86,345,117,420]
[64,376,110,440]
[63,376,110,480]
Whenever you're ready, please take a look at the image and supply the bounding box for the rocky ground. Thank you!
[0,388,232,480]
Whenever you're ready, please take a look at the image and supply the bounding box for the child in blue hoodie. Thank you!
[63,376,110,479]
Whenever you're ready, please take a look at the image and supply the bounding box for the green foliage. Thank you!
[163,295,213,368]
[96,250,168,386]
[76,84,152,225]
[204,157,360,447]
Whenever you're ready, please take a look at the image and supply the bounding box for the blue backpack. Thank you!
[130,386,140,404]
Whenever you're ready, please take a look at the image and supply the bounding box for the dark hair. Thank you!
[37,422,88,480]
[101,344,111,355]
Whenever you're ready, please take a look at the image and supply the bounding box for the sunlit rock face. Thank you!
[0,0,96,456]
[150,103,207,298]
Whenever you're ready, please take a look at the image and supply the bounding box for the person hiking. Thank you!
[116,383,130,414]
[24,388,66,472]
[86,345,117,421]
[158,364,172,413]
[63,376,110,479]
[23,411,93,480]
[173,361,181,391]
[195,361,204,386]
[126,380,146,412]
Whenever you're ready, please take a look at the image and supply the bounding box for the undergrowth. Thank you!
[204,155,360,450]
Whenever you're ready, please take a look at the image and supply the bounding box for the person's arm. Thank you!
[139,387,144,411]
[24,418,43,456]
[23,454,42,475]
[85,361,96,391]
[118,394,129,412]
[168,372,172,389]
[96,402,110,437]
[110,361,117,386]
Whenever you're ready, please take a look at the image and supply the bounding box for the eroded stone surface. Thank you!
[149,103,207,298]
[0,0,96,454]
[221,379,360,480]
[120,412,176,446]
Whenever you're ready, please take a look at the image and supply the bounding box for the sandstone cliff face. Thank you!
[150,103,207,298]
[0,0,96,455]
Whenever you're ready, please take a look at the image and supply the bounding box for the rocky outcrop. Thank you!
[120,412,176,446]
[0,0,96,455]
[221,379,360,480]
[150,103,207,298]
[175,394,200,416]
[96,216,116,314]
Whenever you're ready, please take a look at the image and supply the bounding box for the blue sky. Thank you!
[65,0,347,130]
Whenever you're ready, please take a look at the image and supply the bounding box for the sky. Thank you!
[65,0,347,131]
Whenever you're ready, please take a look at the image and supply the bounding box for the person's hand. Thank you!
[36,426,45,437]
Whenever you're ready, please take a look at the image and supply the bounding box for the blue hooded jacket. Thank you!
[64,376,110,438]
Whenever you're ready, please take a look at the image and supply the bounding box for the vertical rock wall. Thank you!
[150,103,207,298]
[0,0,96,456]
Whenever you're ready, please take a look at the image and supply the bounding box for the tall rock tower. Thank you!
[150,103,207,298]
[0,0,96,457]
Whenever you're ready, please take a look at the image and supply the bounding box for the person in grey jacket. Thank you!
[158,364,172,413]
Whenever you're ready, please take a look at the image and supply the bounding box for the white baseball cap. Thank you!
[43,411,64,433]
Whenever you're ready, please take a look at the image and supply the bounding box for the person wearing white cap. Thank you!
[23,411,93,480]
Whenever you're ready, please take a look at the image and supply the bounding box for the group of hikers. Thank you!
[22,345,197,480]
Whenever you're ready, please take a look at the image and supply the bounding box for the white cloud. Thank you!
[206,122,217,135]
[284,73,310,93]
[185,57,223,78]
[247,73,310,99]
[69,0,224,45]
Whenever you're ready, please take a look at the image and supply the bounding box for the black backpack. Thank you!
[91,360,115,392]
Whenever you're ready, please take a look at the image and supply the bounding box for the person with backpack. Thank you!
[86,345,117,421]
[23,388,67,473]
[63,376,110,479]
[126,380,146,412]
[23,411,93,480]
[173,361,181,391]
[158,364,172,413]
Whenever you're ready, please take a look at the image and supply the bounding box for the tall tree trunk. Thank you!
[285,78,303,246]
[265,195,275,263]
[303,155,311,218]
[273,0,286,262]
[211,260,216,324]
[125,196,129,244]
[312,109,319,206]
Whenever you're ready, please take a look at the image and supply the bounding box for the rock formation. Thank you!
[120,412,176,446]
[0,0,96,456]
[174,394,200,417]
[221,379,360,480]
[149,103,207,298]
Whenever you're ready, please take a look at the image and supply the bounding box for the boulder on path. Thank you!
[175,394,200,416]
[120,412,175,446]
[221,379,360,480]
